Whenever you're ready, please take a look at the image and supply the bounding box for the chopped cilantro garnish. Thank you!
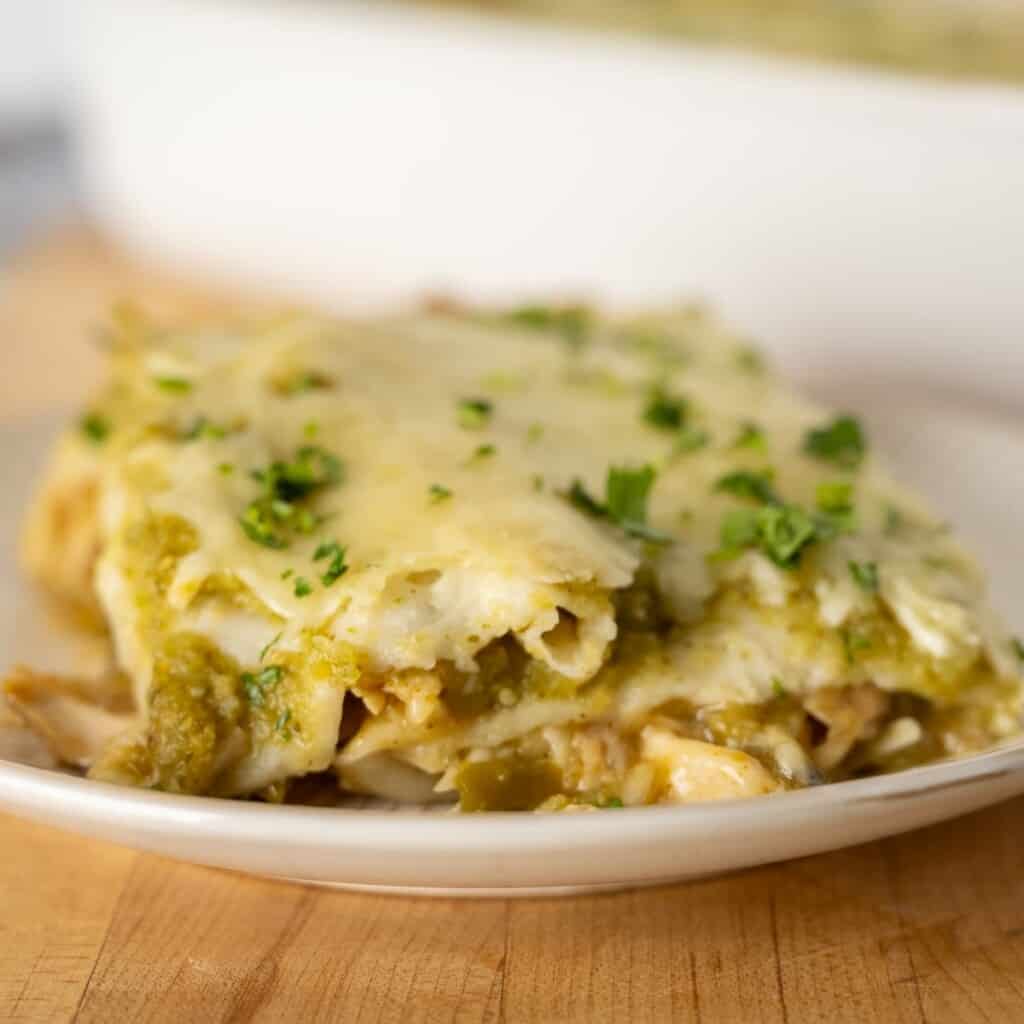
[733,422,766,451]
[714,466,852,568]
[606,465,655,526]
[241,665,284,708]
[504,305,590,348]
[568,479,607,519]
[719,507,761,552]
[218,462,235,476]
[183,416,227,442]
[279,445,344,496]
[804,415,866,470]
[314,540,348,587]
[815,481,857,534]
[471,443,497,460]
[716,504,818,568]
[568,465,670,544]
[153,376,192,394]
[241,502,289,549]
[757,505,818,567]
[1012,637,1024,662]
[429,484,452,503]
[293,576,313,598]
[849,561,879,592]
[714,469,778,504]
[79,411,110,444]
[643,389,688,431]
[771,677,787,698]
[279,370,332,395]
[842,627,873,664]
[275,708,292,734]
[259,632,282,663]
[239,444,344,549]
[673,427,709,454]
[457,397,493,430]
[293,508,321,534]
[600,797,624,809]
[526,422,544,444]
[816,481,853,514]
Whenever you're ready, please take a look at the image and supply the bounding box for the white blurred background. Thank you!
[0,0,1022,409]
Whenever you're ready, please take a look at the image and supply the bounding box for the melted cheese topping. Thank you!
[39,304,1023,804]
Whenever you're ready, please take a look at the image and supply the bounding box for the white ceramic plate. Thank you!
[2,395,1022,896]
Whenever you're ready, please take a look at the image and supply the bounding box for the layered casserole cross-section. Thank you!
[8,305,1023,810]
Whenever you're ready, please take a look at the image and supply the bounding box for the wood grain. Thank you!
[5,801,1024,1024]
[3,229,1024,1023]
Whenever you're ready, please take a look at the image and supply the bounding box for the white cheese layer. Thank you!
[67,305,1021,796]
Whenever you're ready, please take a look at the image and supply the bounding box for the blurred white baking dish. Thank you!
[69,0,1024,406]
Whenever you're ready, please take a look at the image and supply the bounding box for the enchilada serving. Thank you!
[7,304,1022,811]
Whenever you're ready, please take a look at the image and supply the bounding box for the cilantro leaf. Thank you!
[643,389,688,432]
[714,469,778,504]
[239,445,344,549]
[182,416,227,442]
[718,507,761,552]
[606,465,657,526]
[314,540,348,587]
[816,481,853,514]
[240,502,289,549]
[804,415,866,470]
[293,576,313,598]
[568,466,670,544]
[849,560,879,592]
[756,505,818,567]
[259,633,282,663]
[716,504,818,568]
[153,376,192,394]
[842,627,873,664]
[241,665,284,708]
[815,481,858,535]
[567,479,606,519]
[80,411,110,444]
[278,370,332,396]
[733,421,766,451]
[429,483,452,504]
[457,397,493,430]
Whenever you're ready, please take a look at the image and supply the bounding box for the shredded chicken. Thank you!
[2,668,136,768]
[805,683,890,771]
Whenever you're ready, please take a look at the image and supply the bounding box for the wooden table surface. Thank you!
[3,231,1024,1024]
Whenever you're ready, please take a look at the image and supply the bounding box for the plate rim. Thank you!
[3,738,1024,847]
